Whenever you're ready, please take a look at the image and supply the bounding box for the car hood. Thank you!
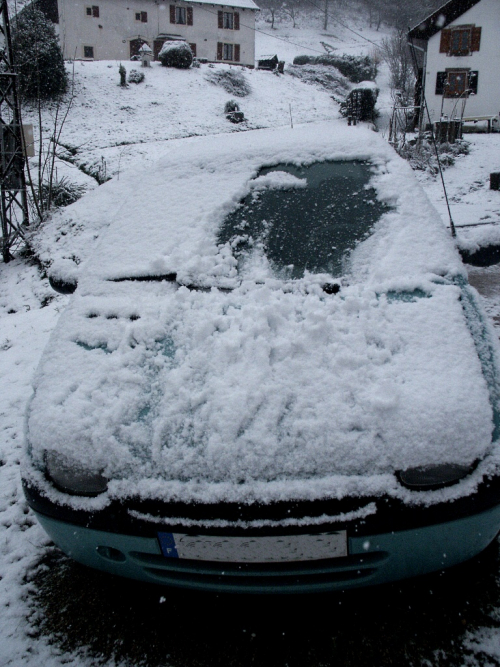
[26,276,494,504]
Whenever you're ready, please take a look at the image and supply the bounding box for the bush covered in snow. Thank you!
[340,85,379,122]
[158,41,193,69]
[224,99,244,123]
[396,136,470,175]
[292,54,377,83]
[12,5,68,100]
[128,69,145,84]
[286,64,349,97]
[205,68,251,97]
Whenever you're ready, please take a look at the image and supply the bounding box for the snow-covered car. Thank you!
[23,122,500,593]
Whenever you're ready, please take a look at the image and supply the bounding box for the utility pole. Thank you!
[0,0,28,263]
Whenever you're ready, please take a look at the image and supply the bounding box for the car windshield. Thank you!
[217,160,389,280]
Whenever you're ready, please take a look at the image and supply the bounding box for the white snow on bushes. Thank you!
[25,121,498,506]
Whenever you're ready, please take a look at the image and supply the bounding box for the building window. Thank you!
[218,10,239,30]
[176,6,186,24]
[217,42,240,62]
[435,70,478,96]
[450,28,471,56]
[170,5,193,25]
[83,45,94,58]
[135,11,147,22]
[85,5,99,17]
[440,25,482,55]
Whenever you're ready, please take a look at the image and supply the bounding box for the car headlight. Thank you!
[397,463,474,491]
[44,451,108,496]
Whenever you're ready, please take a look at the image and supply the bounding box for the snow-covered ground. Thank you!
[3,6,500,665]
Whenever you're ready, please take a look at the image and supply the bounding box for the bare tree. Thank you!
[259,0,283,29]
[379,30,415,105]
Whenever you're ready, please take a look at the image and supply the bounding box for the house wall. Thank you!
[424,0,500,120]
[57,0,256,66]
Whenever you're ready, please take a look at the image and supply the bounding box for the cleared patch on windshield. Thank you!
[217,161,389,279]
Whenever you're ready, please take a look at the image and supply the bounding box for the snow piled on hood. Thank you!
[25,121,497,505]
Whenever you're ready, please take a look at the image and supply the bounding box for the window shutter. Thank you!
[440,29,451,53]
[217,42,223,59]
[92,5,99,17]
[234,44,240,62]
[189,43,197,56]
[218,10,223,28]
[170,5,175,23]
[141,11,147,22]
[187,7,193,25]
[471,26,481,51]
[234,12,239,30]
[435,71,447,95]
[468,70,478,94]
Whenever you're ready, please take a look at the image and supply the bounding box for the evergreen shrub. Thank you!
[12,5,68,100]
[158,42,193,69]
[292,54,377,83]
[205,69,251,97]
[128,69,145,84]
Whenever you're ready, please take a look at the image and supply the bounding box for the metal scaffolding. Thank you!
[0,0,28,263]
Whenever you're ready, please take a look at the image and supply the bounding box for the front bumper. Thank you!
[33,500,500,594]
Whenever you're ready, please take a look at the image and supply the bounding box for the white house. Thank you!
[37,0,258,66]
[409,0,500,124]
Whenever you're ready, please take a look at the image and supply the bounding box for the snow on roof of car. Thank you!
[25,122,498,507]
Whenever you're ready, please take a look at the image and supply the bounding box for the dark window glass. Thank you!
[86,6,92,15]
[447,71,467,95]
[223,11,233,29]
[223,43,233,60]
[450,29,470,55]
[84,46,94,58]
[175,6,186,24]
[217,161,389,279]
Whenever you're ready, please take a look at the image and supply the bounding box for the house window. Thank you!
[435,70,478,96]
[217,42,240,62]
[440,25,482,55]
[135,11,147,22]
[83,45,94,59]
[86,5,99,17]
[176,6,186,24]
[170,5,193,25]
[450,28,471,55]
[218,10,240,30]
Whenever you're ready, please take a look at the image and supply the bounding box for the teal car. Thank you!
[23,122,500,593]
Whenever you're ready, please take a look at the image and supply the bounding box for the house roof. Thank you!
[408,0,482,40]
[191,0,260,10]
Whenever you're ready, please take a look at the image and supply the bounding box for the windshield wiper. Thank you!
[109,274,234,292]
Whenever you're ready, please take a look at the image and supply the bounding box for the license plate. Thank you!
[157,531,347,563]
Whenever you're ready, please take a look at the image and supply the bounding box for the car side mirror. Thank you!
[49,276,78,294]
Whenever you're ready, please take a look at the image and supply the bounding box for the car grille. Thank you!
[127,550,389,593]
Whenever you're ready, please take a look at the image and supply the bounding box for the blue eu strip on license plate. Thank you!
[158,532,179,558]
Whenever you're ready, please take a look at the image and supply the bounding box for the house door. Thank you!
[130,39,149,59]
[154,40,166,61]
